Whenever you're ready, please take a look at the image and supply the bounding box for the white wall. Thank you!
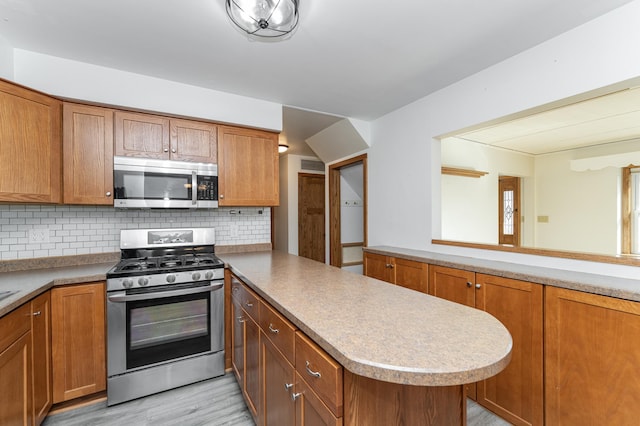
[12,50,282,132]
[274,155,290,253]
[0,36,13,80]
[369,0,640,279]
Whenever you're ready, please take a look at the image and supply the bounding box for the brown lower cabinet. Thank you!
[429,265,543,426]
[51,282,106,403]
[545,286,640,425]
[31,291,52,425]
[230,272,343,426]
[363,252,428,293]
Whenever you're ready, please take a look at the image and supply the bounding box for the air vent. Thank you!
[301,159,324,171]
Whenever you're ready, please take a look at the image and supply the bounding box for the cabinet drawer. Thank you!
[295,331,343,417]
[0,303,31,353]
[231,276,260,322]
[259,301,296,363]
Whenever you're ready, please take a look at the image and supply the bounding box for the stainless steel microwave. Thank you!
[113,156,218,208]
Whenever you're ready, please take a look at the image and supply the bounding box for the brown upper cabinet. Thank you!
[114,111,217,163]
[217,125,279,206]
[0,79,61,203]
[63,103,114,205]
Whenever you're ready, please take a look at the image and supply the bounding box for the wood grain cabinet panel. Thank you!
[363,252,428,293]
[217,125,279,206]
[63,103,114,205]
[0,79,61,203]
[545,286,640,425]
[51,282,106,403]
[0,303,32,426]
[170,118,217,163]
[262,330,296,426]
[295,373,342,426]
[114,110,170,159]
[31,291,52,426]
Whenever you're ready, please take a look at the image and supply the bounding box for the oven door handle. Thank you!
[107,282,224,303]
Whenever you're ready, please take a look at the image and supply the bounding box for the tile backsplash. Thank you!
[0,205,270,260]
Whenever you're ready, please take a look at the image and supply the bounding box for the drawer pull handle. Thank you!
[284,383,293,391]
[291,392,302,401]
[32,311,41,316]
[245,302,254,308]
[305,361,322,378]
[237,316,246,323]
[268,323,280,334]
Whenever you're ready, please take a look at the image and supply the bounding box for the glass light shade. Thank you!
[226,0,299,39]
[278,144,289,153]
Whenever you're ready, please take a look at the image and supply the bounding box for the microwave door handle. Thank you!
[107,282,223,303]
[192,171,198,206]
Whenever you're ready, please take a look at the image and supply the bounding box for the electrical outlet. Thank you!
[28,228,50,243]
[230,224,239,238]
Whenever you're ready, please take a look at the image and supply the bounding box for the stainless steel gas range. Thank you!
[106,228,225,406]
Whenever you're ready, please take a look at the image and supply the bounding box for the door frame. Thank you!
[328,154,367,267]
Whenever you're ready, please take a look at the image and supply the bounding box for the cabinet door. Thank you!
[218,125,279,206]
[394,258,428,293]
[545,286,640,425]
[428,265,476,399]
[170,119,217,163]
[231,294,245,386]
[262,331,296,426]
[475,275,543,426]
[63,103,114,205]
[114,111,170,159]
[295,374,342,426]
[363,253,391,283]
[31,291,52,426]
[0,80,61,203]
[244,314,261,421]
[51,282,106,403]
[0,303,32,426]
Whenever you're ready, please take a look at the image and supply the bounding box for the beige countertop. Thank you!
[365,246,640,302]
[219,250,513,387]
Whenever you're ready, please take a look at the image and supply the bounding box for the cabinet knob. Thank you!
[171,148,176,153]
[284,383,293,391]
[164,148,169,152]
[237,316,246,323]
[291,392,302,402]
[475,284,482,289]
[106,191,112,197]
[32,311,41,316]
[220,194,224,199]
[245,301,254,308]
[466,282,472,288]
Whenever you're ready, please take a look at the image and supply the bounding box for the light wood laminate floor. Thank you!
[43,373,510,425]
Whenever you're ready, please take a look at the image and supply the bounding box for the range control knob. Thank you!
[122,278,134,289]
[166,274,176,283]
[205,271,214,280]
[192,272,201,281]
[138,277,149,286]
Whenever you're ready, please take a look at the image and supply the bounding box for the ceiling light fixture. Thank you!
[225,0,299,39]
[278,144,289,153]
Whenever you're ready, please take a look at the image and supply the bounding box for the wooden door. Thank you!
[244,314,261,421]
[114,110,170,159]
[475,275,543,426]
[0,79,61,203]
[63,103,114,205]
[218,125,279,206]
[262,331,296,426]
[51,282,106,403]
[363,252,391,283]
[0,303,32,426]
[170,119,217,163]
[31,291,52,426]
[394,259,428,293]
[428,265,476,399]
[299,173,326,263]
[545,286,640,425]
[498,176,520,246]
[295,374,341,426]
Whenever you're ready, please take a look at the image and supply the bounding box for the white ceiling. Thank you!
[0,0,636,155]
[451,85,640,155]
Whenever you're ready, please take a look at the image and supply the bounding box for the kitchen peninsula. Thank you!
[220,250,512,425]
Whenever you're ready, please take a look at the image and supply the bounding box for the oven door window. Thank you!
[126,291,210,369]
[114,170,193,201]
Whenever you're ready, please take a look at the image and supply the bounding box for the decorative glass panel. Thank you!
[503,190,514,236]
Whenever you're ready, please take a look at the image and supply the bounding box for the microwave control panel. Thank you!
[197,175,218,201]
